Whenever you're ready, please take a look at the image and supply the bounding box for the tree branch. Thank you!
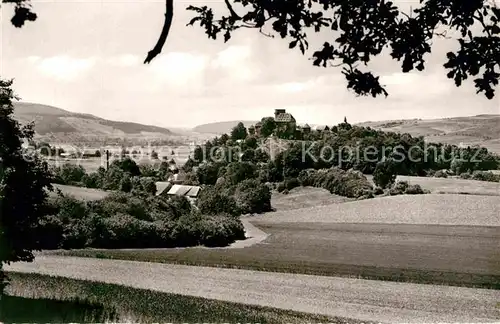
[225,0,241,19]
[144,0,173,64]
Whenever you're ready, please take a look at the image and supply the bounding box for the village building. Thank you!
[254,121,262,136]
[314,125,330,132]
[155,180,201,200]
[274,109,296,135]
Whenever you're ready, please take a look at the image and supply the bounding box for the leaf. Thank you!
[187,17,202,26]
[299,41,305,54]
[289,40,297,49]
[224,30,231,42]
[332,20,339,30]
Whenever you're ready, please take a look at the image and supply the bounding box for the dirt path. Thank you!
[228,219,269,248]
[6,256,499,323]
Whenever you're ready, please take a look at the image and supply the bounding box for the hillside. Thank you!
[192,120,259,135]
[12,102,177,145]
[358,114,500,153]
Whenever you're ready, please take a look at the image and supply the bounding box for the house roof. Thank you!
[302,123,311,128]
[314,124,330,131]
[275,113,295,123]
[167,173,184,183]
[255,122,262,127]
[167,184,201,198]
[155,181,172,196]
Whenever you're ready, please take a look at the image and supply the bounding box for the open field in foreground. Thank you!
[366,175,500,196]
[46,221,500,289]
[1,293,116,323]
[6,256,499,323]
[4,272,337,324]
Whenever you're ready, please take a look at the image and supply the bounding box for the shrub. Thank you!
[36,215,64,250]
[223,161,257,186]
[40,189,245,249]
[336,170,373,198]
[405,184,425,195]
[276,182,286,193]
[471,171,500,182]
[374,186,384,195]
[54,164,87,185]
[393,180,409,192]
[139,177,157,195]
[199,214,246,247]
[234,179,272,214]
[197,186,240,217]
[373,160,397,189]
[459,172,472,179]
[284,178,300,191]
[434,170,448,178]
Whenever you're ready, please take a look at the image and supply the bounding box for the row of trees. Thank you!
[193,121,500,184]
[38,192,245,250]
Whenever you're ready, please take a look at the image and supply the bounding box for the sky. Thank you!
[1,0,499,129]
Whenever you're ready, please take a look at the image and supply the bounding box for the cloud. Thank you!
[148,52,209,87]
[211,45,259,82]
[380,72,453,98]
[107,54,141,67]
[28,56,97,81]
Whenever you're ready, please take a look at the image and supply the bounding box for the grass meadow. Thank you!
[47,220,500,289]
[3,272,354,323]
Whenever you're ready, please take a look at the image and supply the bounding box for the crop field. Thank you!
[4,272,346,324]
[46,190,500,289]
[49,184,111,201]
[366,175,500,196]
[259,193,500,226]
[49,220,500,289]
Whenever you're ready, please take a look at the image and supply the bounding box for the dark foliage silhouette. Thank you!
[0,79,52,291]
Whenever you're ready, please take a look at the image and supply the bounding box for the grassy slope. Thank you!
[393,175,500,195]
[192,120,259,134]
[358,114,500,153]
[5,272,351,324]
[12,102,175,144]
[50,184,111,201]
[258,194,500,226]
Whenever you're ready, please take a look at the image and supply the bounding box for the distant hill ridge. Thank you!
[193,114,500,153]
[12,102,174,144]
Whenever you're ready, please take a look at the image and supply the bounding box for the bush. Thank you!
[373,160,397,189]
[197,186,240,217]
[276,182,286,193]
[336,170,373,198]
[39,191,244,250]
[459,172,472,179]
[234,179,272,214]
[36,215,64,250]
[199,214,246,247]
[471,171,500,182]
[284,178,300,191]
[405,184,425,195]
[434,170,448,178]
[53,164,87,185]
[374,186,384,195]
[394,180,409,192]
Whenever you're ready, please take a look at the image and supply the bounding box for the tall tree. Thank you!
[260,117,277,138]
[0,79,53,292]
[230,122,248,141]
